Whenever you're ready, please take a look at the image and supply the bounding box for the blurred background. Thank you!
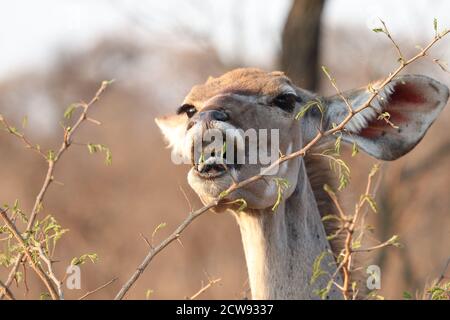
[0,0,449,299]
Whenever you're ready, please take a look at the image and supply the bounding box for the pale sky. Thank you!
[0,0,449,80]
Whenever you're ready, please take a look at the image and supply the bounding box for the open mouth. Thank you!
[190,128,243,179]
[193,151,229,179]
[192,148,240,179]
[194,161,227,178]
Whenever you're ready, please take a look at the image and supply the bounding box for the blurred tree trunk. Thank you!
[281,0,325,91]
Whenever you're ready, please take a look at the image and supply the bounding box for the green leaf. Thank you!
[152,222,167,240]
[219,190,230,199]
[14,271,23,284]
[103,79,116,86]
[428,282,450,300]
[221,141,227,157]
[403,291,412,299]
[22,116,28,129]
[367,291,385,300]
[352,240,362,250]
[295,99,323,120]
[46,150,55,161]
[71,253,98,266]
[361,195,378,213]
[40,292,51,300]
[310,251,329,285]
[7,126,18,135]
[387,235,402,247]
[321,65,335,85]
[64,104,77,119]
[313,279,334,300]
[321,214,341,222]
[369,163,380,178]
[228,198,247,212]
[351,141,359,157]
[334,135,342,155]
[372,28,384,33]
[272,178,290,211]
[87,143,112,165]
[433,17,438,35]
[145,289,154,300]
[105,148,112,165]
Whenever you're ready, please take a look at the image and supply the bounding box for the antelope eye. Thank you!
[272,93,298,113]
[176,104,197,118]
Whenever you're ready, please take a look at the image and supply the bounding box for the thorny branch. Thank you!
[0,81,112,300]
[78,278,118,300]
[338,165,380,300]
[0,115,47,159]
[36,244,64,299]
[0,208,59,299]
[0,278,15,300]
[114,200,219,300]
[188,277,221,300]
[115,27,449,299]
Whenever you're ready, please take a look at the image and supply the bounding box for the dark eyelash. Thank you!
[176,104,196,115]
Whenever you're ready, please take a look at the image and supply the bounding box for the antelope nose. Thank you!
[187,110,229,130]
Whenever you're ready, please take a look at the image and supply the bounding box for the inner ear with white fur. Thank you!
[360,79,439,139]
[338,75,449,161]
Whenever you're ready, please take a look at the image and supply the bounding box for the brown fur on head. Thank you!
[185,68,294,105]
[156,68,313,209]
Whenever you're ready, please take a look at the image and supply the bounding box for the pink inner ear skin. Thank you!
[359,82,428,139]
[358,119,402,139]
[389,82,426,105]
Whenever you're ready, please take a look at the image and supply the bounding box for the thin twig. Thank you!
[379,19,404,62]
[189,278,221,300]
[78,278,118,300]
[36,244,64,299]
[352,239,397,253]
[437,258,450,284]
[139,233,152,248]
[340,165,377,300]
[0,115,47,159]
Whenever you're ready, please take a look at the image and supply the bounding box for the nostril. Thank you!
[187,120,195,130]
[188,110,228,130]
[211,110,229,122]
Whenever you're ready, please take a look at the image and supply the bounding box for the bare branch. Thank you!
[0,115,46,159]
[379,19,405,63]
[352,239,398,253]
[437,258,450,284]
[188,278,221,300]
[36,244,64,299]
[78,278,118,300]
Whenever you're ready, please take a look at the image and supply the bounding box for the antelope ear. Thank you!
[325,75,449,160]
[155,114,186,152]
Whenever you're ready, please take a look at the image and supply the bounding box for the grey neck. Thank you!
[234,164,342,299]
